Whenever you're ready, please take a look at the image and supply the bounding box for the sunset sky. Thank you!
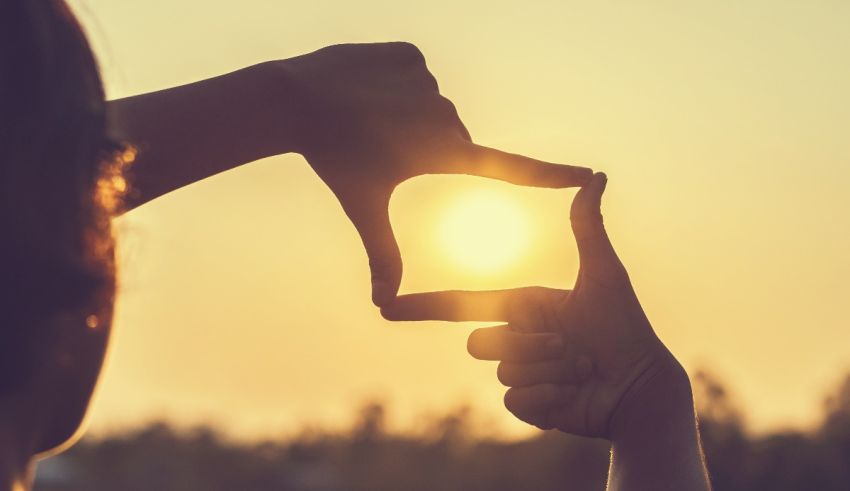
[70,0,850,439]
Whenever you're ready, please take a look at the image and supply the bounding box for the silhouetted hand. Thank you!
[381,173,682,438]
[278,43,592,306]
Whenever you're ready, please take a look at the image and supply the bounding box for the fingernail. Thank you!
[546,335,564,352]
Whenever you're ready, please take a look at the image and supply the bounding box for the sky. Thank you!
[69,0,850,438]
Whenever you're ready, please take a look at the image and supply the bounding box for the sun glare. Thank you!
[438,189,531,275]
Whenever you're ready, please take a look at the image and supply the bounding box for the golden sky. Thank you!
[71,0,850,438]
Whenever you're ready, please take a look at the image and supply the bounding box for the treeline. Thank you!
[34,371,850,491]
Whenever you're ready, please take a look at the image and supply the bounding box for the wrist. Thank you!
[608,352,695,445]
[606,355,711,490]
[237,61,302,158]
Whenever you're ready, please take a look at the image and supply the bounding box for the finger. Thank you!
[437,96,471,141]
[340,190,401,307]
[370,41,426,65]
[457,121,472,142]
[381,287,569,323]
[504,384,577,429]
[445,142,593,188]
[497,356,593,387]
[570,172,629,287]
[402,67,439,93]
[467,325,564,362]
[518,293,553,333]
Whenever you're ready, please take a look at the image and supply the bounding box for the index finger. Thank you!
[380,287,570,322]
[441,142,593,188]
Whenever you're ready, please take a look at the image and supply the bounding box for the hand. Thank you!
[275,43,592,306]
[381,173,686,439]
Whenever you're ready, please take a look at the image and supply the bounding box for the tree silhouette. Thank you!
[34,371,850,491]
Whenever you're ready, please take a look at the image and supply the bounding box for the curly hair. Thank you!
[0,0,130,394]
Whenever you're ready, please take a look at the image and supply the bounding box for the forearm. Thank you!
[607,360,712,491]
[108,62,298,209]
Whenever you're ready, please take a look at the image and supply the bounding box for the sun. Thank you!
[438,188,531,275]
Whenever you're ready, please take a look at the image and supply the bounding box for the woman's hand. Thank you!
[382,173,678,437]
[494,171,682,438]
[275,43,592,305]
[112,42,592,307]
[382,173,712,490]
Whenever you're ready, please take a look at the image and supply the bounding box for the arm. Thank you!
[108,63,292,209]
[606,356,710,491]
[382,173,711,490]
[108,43,592,305]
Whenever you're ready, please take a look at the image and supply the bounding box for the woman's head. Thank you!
[0,0,129,455]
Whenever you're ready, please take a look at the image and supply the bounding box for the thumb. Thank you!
[342,191,402,307]
[570,172,628,286]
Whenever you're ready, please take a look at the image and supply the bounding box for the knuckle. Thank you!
[527,286,551,300]
[505,293,527,324]
[368,255,399,274]
[423,72,439,92]
[379,306,398,321]
[508,287,547,317]
[368,259,386,273]
[431,96,459,123]
[392,41,425,63]
[438,95,457,113]
[457,123,472,142]
[570,209,605,232]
